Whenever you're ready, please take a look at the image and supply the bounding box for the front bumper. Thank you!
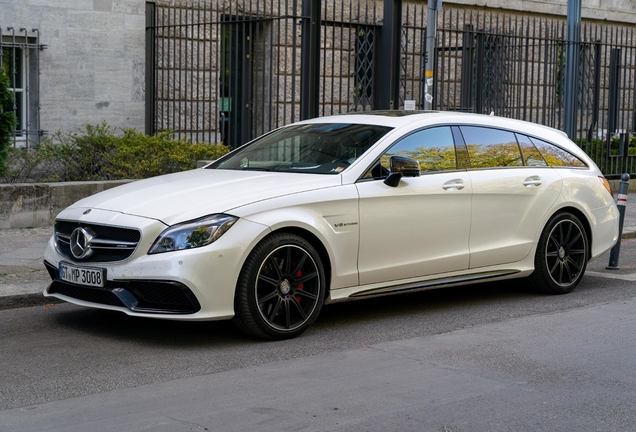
[43,217,270,321]
[45,261,201,314]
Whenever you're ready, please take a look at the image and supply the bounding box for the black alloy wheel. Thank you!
[529,212,588,294]
[233,233,325,340]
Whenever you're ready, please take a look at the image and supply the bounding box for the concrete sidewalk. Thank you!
[0,226,55,309]
[1,194,636,309]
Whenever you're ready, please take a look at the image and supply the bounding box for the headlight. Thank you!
[148,214,238,254]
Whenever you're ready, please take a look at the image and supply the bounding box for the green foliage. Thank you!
[383,146,458,172]
[576,137,636,157]
[1,123,229,183]
[105,129,228,179]
[186,226,212,248]
[0,73,18,176]
[3,146,49,183]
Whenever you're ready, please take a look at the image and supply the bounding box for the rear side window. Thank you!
[460,126,523,168]
[529,137,588,168]
[380,126,458,172]
[516,134,548,167]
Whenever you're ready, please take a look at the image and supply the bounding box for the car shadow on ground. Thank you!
[48,280,542,348]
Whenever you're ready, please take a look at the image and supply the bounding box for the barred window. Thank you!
[354,27,375,110]
[1,28,44,147]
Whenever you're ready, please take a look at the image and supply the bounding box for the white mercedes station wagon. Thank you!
[43,111,619,339]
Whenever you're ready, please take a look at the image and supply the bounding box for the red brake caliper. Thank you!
[295,269,304,303]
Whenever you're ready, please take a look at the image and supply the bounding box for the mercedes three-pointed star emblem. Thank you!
[70,227,95,259]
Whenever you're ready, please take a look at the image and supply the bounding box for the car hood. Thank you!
[68,169,342,225]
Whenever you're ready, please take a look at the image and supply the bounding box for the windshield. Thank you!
[209,123,393,174]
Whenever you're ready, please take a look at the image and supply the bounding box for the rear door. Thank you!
[459,126,562,268]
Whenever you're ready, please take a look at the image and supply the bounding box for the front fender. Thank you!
[236,185,360,290]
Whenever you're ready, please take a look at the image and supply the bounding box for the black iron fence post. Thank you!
[606,48,621,156]
[585,41,601,145]
[300,0,321,120]
[145,2,156,136]
[374,0,402,110]
[563,0,581,139]
[460,24,475,112]
[607,173,630,270]
[475,32,484,114]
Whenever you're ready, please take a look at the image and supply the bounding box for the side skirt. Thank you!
[329,270,521,302]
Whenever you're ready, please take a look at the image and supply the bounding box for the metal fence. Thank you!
[424,9,636,177]
[146,0,636,177]
[146,0,382,149]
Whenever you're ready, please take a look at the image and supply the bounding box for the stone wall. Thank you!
[0,181,132,230]
[151,0,636,24]
[0,0,146,138]
[445,0,635,24]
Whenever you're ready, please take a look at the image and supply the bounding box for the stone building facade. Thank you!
[1,0,146,146]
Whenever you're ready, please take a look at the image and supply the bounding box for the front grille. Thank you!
[47,280,124,307]
[127,281,196,308]
[46,280,201,314]
[55,220,141,263]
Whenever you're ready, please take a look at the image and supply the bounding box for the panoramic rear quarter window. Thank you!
[515,134,548,167]
[529,137,588,168]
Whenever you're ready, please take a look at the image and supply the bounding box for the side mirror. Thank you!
[384,156,421,187]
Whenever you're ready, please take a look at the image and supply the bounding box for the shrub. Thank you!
[1,123,229,183]
[3,146,49,183]
[105,129,228,179]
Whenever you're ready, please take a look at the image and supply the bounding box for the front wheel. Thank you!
[232,233,326,340]
[529,212,588,294]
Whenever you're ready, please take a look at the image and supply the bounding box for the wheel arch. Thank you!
[548,206,593,260]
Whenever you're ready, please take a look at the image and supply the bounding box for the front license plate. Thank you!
[59,262,106,288]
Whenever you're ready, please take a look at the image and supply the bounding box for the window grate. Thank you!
[0,27,46,148]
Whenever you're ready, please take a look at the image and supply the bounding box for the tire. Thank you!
[232,233,326,340]
[529,212,588,294]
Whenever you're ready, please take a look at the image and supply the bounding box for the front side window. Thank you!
[460,126,523,168]
[210,123,392,174]
[379,126,458,173]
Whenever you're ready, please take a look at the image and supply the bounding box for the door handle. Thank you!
[443,180,464,190]
[523,176,542,187]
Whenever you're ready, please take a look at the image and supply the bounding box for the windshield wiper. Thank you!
[240,167,272,171]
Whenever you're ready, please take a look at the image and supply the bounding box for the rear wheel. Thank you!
[529,212,588,294]
[232,233,325,340]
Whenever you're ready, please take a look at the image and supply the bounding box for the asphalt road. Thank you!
[1,241,635,431]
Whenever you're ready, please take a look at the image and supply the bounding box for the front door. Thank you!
[356,126,472,285]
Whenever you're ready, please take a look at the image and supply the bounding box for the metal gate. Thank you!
[146,0,381,150]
